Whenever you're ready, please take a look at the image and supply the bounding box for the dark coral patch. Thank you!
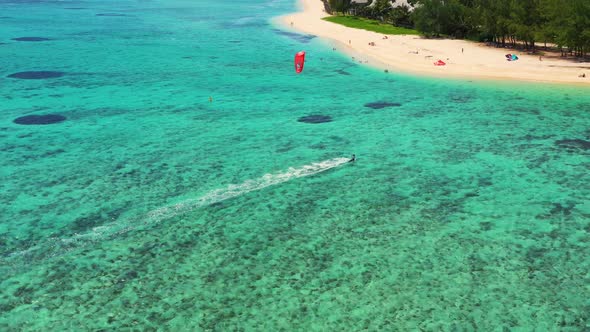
[364,102,402,109]
[96,13,128,17]
[549,203,575,216]
[223,18,267,29]
[449,92,475,103]
[298,115,332,124]
[7,71,65,79]
[13,114,66,125]
[555,139,590,150]
[272,29,316,43]
[12,37,51,41]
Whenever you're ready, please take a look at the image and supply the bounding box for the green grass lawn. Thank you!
[322,16,419,35]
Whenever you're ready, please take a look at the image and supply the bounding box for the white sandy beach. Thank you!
[277,0,590,85]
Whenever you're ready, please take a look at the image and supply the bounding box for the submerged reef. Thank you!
[272,29,316,43]
[334,69,351,76]
[96,13,128,17]
[364,101,402,109]
[297,115,332,124]
[13,114,66,125]
[11,37,51,41]
[555,139,590,151]
[7,71,65,79]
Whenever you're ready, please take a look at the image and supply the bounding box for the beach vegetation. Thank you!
[322,15,420,35]
[329,0,590,57]
[410,0,590,56]
[324,0,416,31]
[326,0,352,14]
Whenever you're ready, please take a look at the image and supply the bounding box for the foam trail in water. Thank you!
[2,157,349,266]
[145,157,349,223]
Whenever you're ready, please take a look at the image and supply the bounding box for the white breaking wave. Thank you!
[3,157,350,265]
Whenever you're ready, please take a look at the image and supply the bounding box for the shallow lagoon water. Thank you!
[1,0,589,330]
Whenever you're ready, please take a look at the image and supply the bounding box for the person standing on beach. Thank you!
[462,48,464,54]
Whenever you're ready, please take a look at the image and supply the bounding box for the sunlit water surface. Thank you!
[1,0,589,330]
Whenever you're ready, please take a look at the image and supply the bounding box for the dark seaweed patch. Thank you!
[41,149,66,157]
[70,212,103,233]
[449,92,475,103]
[523,134,554,141]
[297,115,332,124]
[555,139,590,150]
[7,71,64,79]
[334,69,351,76]
[478,178,493,187]
[525,247,549,262]
[96,13,128,17]
[364,102,402,109]
[11,37,51,41]
[13,114,66,125]
[310,143,326,150]
[276,146,294,153]
[272,29,316,43]
[549,203,575,216]
[480,222,493,231]
[220,17,267,29]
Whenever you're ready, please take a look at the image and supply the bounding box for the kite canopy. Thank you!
[294,51,305,73]
[434,59,446,66]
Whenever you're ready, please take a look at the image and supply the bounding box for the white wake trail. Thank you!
[3,157,350,265]
[145,157,349,223]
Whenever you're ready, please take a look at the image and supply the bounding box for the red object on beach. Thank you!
[294,51,305,73]
[434,59,446,66]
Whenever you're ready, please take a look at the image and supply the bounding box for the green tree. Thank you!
[390,5,414,28]
[509,0,542,49]
[328,0,351,14]
[412,0,469,37]
[540,0,590,56]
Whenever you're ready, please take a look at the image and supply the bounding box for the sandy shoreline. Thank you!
[275,0,590,85]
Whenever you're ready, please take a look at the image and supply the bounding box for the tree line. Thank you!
[325,0,590,56]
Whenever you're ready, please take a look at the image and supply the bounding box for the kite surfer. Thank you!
[349,154,356,163]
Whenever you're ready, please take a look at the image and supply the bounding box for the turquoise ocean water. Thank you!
[1,0,589,330]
